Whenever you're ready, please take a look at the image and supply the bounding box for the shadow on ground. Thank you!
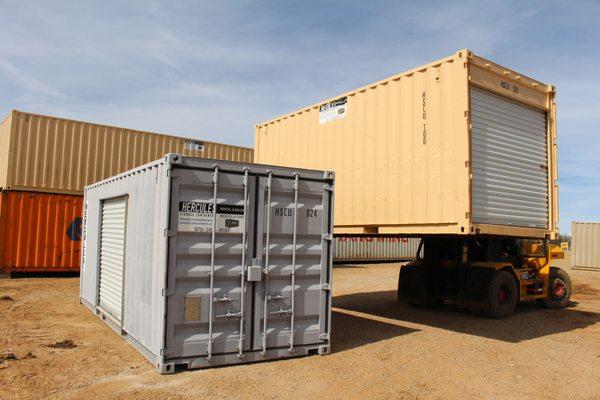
[332,263,369,269]
[8,272,80,279]
[334,261,409,269]
[331,310,419,352]
[333,290,600,343]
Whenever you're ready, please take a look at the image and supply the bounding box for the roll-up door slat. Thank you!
[98,197,127,321]
[471,87,549,229]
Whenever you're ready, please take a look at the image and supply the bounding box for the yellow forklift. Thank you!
[398,236,571,318]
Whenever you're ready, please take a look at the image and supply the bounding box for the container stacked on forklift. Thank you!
[254,49,571,318]
[254,49,558,238]
[0,110,253,274]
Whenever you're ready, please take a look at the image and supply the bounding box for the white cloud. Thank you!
[0,60,66,102]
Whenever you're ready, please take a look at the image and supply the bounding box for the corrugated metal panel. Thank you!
[0,112,12,190]
[256,51,471,235]
[80,160,170,358]
[0,190,82,273]
[470,87,549,229]
[333,236,418,262]
[254,49,557,238]
[572,222,600,269]
[0,110,253,194]
[80,155,334,372]
[98,196,127,321]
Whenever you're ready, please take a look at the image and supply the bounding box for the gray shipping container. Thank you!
[79,154,334,373]
[333,236,419,262]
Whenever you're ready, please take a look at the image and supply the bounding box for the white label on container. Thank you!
[184,139,205,152]
[178,202,244,233]
[319,97,347,124]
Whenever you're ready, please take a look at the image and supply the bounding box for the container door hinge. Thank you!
[164,229,175,237]
[166,168,172,178]
[323,184,333,192]
[162,289,175,297]
[321,283,331,291]
[319,333,330,340]
[322,234,333,241]
[159,348,174,358]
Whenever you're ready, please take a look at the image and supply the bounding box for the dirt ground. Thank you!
[1,258,600,400]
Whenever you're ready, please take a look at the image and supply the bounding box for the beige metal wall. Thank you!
[256,51,471,235]
[572,222,600,270]
[0,110,253,194]
[255,49,557,238]
[333,236,419,262]
[0,112,11,192]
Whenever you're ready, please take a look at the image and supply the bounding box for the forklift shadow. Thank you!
[331,310,420,352]
[334,261,412,269]
[333,290,600,343]
[332,263,370,269]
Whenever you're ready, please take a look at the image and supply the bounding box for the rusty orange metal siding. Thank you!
[0,191,83,272]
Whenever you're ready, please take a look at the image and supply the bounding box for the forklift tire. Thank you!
[536,267,572,309]
[398,264,443,308]
[485,270,518,319]
[468,307,485,316]
[408,298,444,308]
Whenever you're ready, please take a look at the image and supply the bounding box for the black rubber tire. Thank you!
[469,307,485,316]
[431,298,445,308]
[408,298,444,308]
[397,264,423,304]
[398,265,443,308]
[536,267,572,309]
[485,270,518,319]
[397,266,403,303]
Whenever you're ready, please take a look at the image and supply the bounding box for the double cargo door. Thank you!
[164,167,331,360]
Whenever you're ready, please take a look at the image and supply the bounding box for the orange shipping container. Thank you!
[0,191,83,273]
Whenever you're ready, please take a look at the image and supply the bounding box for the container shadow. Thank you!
[7,271,80,279]
[334,260,410,268]
[333,290,600,343]
[332,263,368,269]
[331,310,419,352]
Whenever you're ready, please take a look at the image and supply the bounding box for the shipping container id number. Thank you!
[273,208,318,218]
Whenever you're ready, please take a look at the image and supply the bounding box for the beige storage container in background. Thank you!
[333,236,419,262]
[255,49,558,238]
[0,110,253,194]
[572,222,600,270]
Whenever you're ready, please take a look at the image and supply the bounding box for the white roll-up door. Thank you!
[470,87,549,229]
[98,196,127,321]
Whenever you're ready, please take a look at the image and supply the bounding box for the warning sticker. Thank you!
[178,201,244,233]
[319,96,347,124]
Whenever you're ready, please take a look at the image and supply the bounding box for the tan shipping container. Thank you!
[571,222,600,270]
[0,110,254,194]
[255,49,558,238]
[333,236,419,262]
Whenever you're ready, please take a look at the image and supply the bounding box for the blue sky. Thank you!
[0,1,598,233]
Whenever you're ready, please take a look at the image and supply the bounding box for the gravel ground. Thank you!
[1,257,599,400]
